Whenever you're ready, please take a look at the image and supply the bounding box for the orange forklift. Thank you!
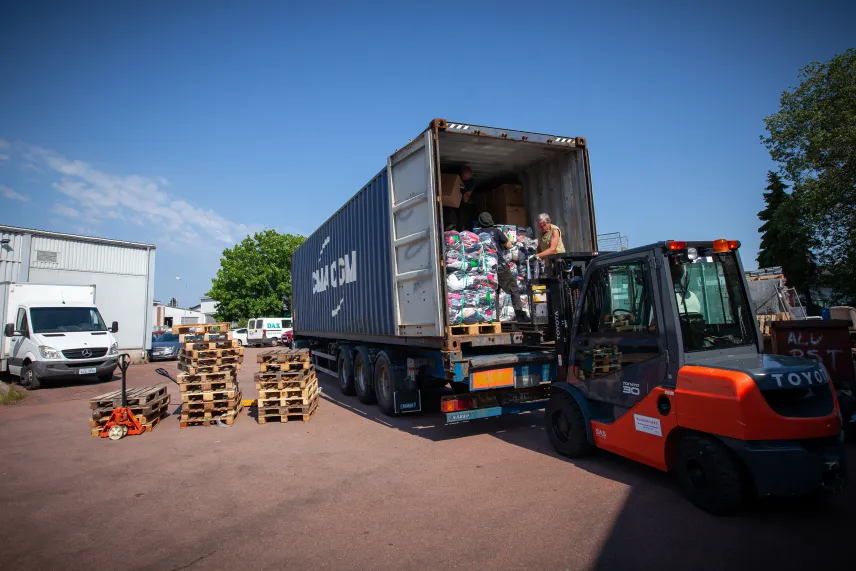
[543,240,846,514]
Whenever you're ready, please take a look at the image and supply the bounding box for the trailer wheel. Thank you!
[353,346,376,404]
[374,352,397,416]
[21,363,41,391]
[676,433,744,515]
[337,349,356,396]
[546,392,592,458]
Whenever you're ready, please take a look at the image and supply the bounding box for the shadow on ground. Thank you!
[317,371,856,570]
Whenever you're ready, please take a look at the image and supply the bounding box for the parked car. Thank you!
[247,317,292,347]
[231,327,248,346]
[149,332,181,361]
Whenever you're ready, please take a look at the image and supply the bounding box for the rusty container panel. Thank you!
[770,320,854,389]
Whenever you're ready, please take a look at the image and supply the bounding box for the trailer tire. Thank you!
[546,392,592,458]
[374,352,397,416]
[21,363,41,391]
[676,433,744,515]
[337,349,356,396]
[353,346,376,404]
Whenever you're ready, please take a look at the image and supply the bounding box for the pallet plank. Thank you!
[257,398,319,424]
[90,383,169,410]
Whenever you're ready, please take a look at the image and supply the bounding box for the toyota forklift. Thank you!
[542,239,846,514]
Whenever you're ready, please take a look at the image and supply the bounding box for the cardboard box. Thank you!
[440,174,463,208]
[492,184,524,212]
[503,206,528,227]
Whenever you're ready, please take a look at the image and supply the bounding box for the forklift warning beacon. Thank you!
[544,239,845,514]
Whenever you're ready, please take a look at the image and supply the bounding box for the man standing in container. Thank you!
[478,212,528,322]
[458,165,477,231]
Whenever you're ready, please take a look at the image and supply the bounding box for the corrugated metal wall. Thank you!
[293,170,397,338]
[0,230,25,282]
[30,236,149,275]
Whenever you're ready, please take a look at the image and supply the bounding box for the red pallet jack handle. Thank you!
[99,354,143,440]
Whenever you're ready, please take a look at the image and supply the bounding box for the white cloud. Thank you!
[25,146,255,249]
[0,154,10,161]
[52,203,80,218]
[0,184,29,202]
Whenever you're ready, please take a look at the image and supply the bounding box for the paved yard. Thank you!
[1,347,854,570]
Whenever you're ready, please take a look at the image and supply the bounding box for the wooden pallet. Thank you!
[180,347,244,359]
[257,349,310,364]
[178,379,238,393]
[180,387,241,403]
[176,370,236,383]
[182,392,242,412]
[177,361,242,375]
[89,399,170,427]
[179,402,243,428]
[178,332,232,343]
[447,322,502,337]
[257,398,319,424]
[254,369,317,389]
[91,392,171,420]
[257,380,319,407]
[171,322,231,335]
[258,360,310,373]
[89,409,169,436]
[183,340,240,351]
[90,383,169,410]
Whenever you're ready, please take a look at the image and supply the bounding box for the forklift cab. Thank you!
[544,240,845,514]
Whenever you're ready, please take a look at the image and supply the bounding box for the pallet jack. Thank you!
[99,354,143,441]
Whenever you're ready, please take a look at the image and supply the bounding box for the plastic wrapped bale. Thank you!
[498,293,531,322]
[446,271,491,292]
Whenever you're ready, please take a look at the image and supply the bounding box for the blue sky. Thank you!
[1,0,853,306]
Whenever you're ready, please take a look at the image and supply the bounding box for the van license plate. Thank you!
[79,368,97,375]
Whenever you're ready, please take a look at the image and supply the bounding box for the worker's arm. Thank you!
[536,229,560,259]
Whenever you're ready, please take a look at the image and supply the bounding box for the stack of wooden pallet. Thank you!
[579,345,622,380]
[255,349,319,424]
[89,383,170,436]
[174,322,244,428]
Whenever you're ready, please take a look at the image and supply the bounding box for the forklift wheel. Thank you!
[675,433,744,515]
[546,393,593,458]
[107,425,126,441]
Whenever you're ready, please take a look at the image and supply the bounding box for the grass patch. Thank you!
[0,383,26,405]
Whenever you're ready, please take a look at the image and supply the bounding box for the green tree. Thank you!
[756,172,817,307]
[168,297,177,308]
[756,172,789,269]
[762,48,856,304]
[208,230,305,323]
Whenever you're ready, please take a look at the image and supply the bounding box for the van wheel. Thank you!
[546,392,592,458]
[676,433,744,515]
[353,347,376,404]
[21,364,41,390]
[236,339,243,347]
[337,349,356,396]
[373,352,396,416]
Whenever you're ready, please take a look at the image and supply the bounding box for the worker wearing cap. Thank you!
[478,212,528,322]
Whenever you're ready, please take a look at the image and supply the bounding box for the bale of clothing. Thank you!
[444,230,498,325]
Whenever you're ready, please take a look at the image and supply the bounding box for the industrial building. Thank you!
[0,225,156,359]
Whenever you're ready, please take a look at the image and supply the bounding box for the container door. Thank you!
[387,131,443,336]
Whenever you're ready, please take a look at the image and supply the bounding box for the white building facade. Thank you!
[0,225,156,356]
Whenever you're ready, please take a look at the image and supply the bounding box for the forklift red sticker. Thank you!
[633,414,662,437]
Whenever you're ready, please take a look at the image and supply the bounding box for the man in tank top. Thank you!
[535,213,566,260]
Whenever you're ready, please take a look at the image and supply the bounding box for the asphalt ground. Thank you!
[1,346,854,570]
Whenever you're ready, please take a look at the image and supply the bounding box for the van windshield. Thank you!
[30,307,108,333]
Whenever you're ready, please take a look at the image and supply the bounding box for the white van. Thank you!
[1,283,120,390]
[247,317,292,347]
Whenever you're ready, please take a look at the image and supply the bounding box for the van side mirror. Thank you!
[111,321,119,333]
[4,323,13,337]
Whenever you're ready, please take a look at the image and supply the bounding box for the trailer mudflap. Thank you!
[394,389,422,414]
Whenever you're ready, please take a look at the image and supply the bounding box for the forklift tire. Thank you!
[353,347,376,405]
[676,433,744,515]
[373,352,396,417]
[546,392,593,458]
[337,349,356,396]
[21,363,41,391]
